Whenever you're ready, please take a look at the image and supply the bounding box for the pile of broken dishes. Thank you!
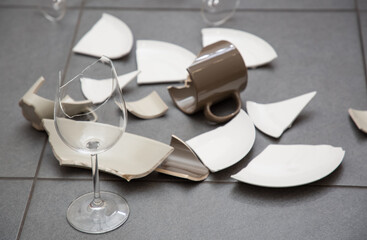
[19,13,347,187]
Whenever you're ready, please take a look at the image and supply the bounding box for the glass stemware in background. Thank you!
[201,0,240,26]
[38,0,66,22]
[54,56,129,234]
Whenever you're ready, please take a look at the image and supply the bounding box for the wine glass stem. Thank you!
[90,154,103,207]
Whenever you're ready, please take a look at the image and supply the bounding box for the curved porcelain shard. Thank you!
[19,77,93,131]
[348,108,367,133]
[246,91,316,138]
[43,119,174,181]
[136,40,196,84]
[231,144,345,188]
[202,28,277,68]
[73,13,133,59]
[126,91,168,119]
[156,135,209,181]
[81,70,140,104]
[186,110,256,172]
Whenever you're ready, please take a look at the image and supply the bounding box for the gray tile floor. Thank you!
[1,0,367,239]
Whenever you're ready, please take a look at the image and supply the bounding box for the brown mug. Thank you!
[168,40,247,123]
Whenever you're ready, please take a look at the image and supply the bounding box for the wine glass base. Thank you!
[67,191,129,234]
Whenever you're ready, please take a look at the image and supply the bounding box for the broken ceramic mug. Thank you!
[168,40,247,123]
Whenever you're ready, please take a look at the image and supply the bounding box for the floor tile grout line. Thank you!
[32,177,367,189]
[355,0,367,86]
[0,5,83,10]
[0,177,34,180]
[80,6,356,13]
[60,0,85,83]
[15,136,48,240]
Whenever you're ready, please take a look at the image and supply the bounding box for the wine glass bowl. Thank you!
[54,56,129,234]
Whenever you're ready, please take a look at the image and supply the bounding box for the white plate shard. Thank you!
[136,40,196,84]
[126,91,168,119]
[246,91,316,138]
[43,119,174,181]
[202,28,277,68]
[231,144,345,187]
[81,70,140,104]
[186,110,256,172]
[73,13,133,59]
[348,108,367,133]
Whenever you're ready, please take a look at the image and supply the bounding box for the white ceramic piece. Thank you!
[348,108,367,133]
[19,77,93,131]
[136,40,196,84]
[73,13,133,59]
[186,110,256,172]
[231,144,345,187]
[43,119,174,181]
[156,135,209,181]
[246,91,316,138]
[126,91,168,119]
[202,28,277,68]
[81,70,140,104]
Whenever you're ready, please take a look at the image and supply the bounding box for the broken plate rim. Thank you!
[231,144,345,188]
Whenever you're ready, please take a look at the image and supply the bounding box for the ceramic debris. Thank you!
[186,109,256,172]
[231,144,345,187]
[348,108,367,133]
[19,77,93,131]
[73,13,133,59]
[202,28,277,68]
[81,70,140,104]
[126,91,168,119]
[156,135,209,181]
[136,40,196,84]
[43,119,174,181]
[246,91,316,138]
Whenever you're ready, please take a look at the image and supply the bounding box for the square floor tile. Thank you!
[0,180,32,240]
[358,0,367,10]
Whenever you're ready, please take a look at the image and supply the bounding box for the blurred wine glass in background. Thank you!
[38,0,66,22]
[201,0,240,26]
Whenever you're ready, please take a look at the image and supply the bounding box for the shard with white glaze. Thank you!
[348,108,367,133]
[246,91,316,138]
[231,144,345,187]
[126,91,168,119]
[81,70,140,104]
[136,40,196,84]
[186,110,256,172]
[73,13,133,59]
[202,28,277,68]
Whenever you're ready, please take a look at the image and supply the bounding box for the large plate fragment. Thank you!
[246,91,316,138]
[43,119,173,181]
[231,144,345,187]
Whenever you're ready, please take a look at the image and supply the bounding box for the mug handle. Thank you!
[204,91,242,123]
